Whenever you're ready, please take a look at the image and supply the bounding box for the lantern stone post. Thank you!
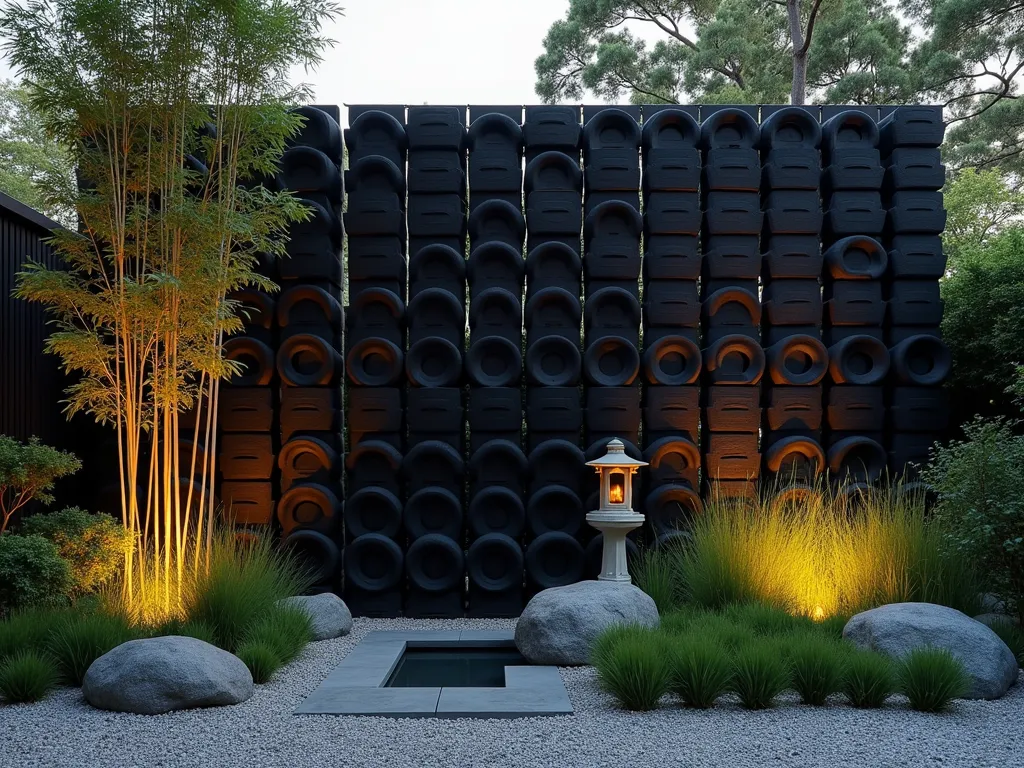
[585,439,648,583]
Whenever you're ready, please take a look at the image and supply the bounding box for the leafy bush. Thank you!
[898,647,970,713]
[243,604,312,665]
[988,621,1024,668]
[593,627,671,711]
[0,533,72,611]
[0,606,70,661]
[843,650,895,708]
[788,634,847,705]
[20,507,133,597]
[632,547,680,613]
[48,611,138,685]
[236,639,282,684]
[668,635,732,708]
[924,417,1024,623]
[729,642,791,709]
[184,531,311,652]
[0,649,59,703]
[668,482,980,619]
[0,435,81,534]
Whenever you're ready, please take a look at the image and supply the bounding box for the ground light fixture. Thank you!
[585,438,648,583]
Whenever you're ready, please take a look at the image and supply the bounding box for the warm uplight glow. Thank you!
[812,606,826,622]
[609,476,625,504]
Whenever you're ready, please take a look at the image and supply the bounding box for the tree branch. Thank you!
[799,0,824,57]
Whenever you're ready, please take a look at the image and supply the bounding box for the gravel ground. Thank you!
[1,617,1021,768]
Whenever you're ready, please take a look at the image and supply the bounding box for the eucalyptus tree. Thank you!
[2,0,340,618]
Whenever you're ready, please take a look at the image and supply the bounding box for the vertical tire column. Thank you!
[273,106,346,590]
[821,110,889,488]
[880,107,950,478]
[699,108,764,500]
[640,107,703,546]
[521,106,587,596]
[758,107,827,492]
[343,107,407,616]
[581,107,642,576]
[464,108,527,613]
[401,106,470,618]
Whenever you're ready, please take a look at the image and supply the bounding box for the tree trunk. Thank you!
[787,0,807,105]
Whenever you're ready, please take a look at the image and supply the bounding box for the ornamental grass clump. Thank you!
[729,641,791,709]
[632,547,680,614]
[668,635,732,708]
[0,649,59,703]
[722,601,815,637]
[787,633,847,706]
[898,647,970,713]
[47,611,139,686]
[843,649,895,708]
[0,606,70,662]
[593,627,671,711]
[243,604,312,666]
[236,640,282,684]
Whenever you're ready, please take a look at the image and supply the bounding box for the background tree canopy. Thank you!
[535,0,1024,176]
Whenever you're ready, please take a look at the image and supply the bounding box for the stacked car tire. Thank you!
[343,106,407,616]
[640,106,703,547]
[759,107,827,493]
[699,108,764,500]
[880,107,950,478]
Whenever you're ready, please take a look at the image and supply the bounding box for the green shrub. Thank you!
[20,507,133,597]
[843,650,895,708]
[235,639,282,684]
[590,623,654,667]
[660,606,703,636]
[818,614,851,641]
[632,547,680,613]
[0,533,72,611]
[184,531,311,652]
[787,634,847,706]
[0,649,59,703]
[898,647,971,712]
[593,628,671,711]
[686,612,756,651]
[988,621,1024,668]
[729,642,791,709]
[48,611,138,685]
[243,604,312,665]
[924,417,1024,623]
[0,606,70,661]
[153,618,217,645]
[668,635,732,708]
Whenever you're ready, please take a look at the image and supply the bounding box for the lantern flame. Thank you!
[609,481,624,504]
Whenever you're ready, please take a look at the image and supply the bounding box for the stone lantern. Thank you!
[585,439,648,583]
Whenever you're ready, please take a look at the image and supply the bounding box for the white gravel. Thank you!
[1,617,1021,768]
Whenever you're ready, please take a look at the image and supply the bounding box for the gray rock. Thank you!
[514,580,659,666]
[279,593,353,641]
[83,636,253,714]
[843,602,1019,700]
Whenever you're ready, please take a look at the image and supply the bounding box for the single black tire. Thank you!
[402,440,465,487]
[224,337,275,386]
[525,532,585,589]
[583,108,640,150]
[406,534,464,593]
[645,484,703,535]
[822,110,879,154]
[583,336,640,386]
[346,338,404,386]
[289,105,342,160]
[465,336,522,387]
[407,287,465,336]
[468,439,529,486]
[528,440,586,489]
[823,235,888,279]
[699,108,760,150]
[277,334,343,387]
[642,109,700,150]
[344,440,402,480]
[890,335,951,386]
[282,529,339,585]
[278,436,338,483]
[583,286,642,330]
[230,289,275,332]
[642,335,701,385]
[404,487,463,540]
[701,286,762,326]
[469,287,521,333]
[526,485,583,537]
[526,242,582,289]
[467,241,525,290]
[406,336,463,387]
[276,284,343,330]
[526,335,582,386]
[643,437,701,488]
[344,533,404,593]
[345,154,405,195]
[764,436,826,482]
[347,287,405,329]
[827,335,890,385]
[828,436,887,484]
[703,334,765,385]
[345,486,403,539]
[468,199,527,246]
[524,150,583,193]
[758,106,822,150]
[468,486,526,538]
[277,483,341,534]
[766,335,828,386]
[467,534,524,592]
[408,244,466,291]
[277,146,341,197]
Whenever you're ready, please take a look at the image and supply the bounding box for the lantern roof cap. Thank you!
[585,438,648,468]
